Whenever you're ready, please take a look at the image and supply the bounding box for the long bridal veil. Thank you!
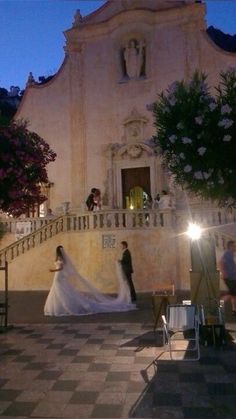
[44,248,137,316]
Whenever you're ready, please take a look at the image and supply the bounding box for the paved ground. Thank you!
[0,292,236,418]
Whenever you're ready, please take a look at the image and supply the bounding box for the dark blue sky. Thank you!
[0,0,235,90]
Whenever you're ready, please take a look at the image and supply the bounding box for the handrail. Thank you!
[175,207,236,229]
[209,227,236,252]
[0,216,64,265]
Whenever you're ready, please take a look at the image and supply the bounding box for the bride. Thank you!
[44,245,137,316]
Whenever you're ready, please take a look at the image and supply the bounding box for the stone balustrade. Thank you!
[1,207,236,265]
[0,210,175,265]
[0,217,53,234]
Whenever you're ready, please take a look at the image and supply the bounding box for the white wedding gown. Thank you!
[44,249,136,316]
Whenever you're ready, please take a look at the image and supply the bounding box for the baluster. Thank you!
[73,217,77,231]
[92,214,97,229]
[126,211,131,228]
[61,217,66,233]
[149,211,154,228]
[55,220,59,234]
[159,211,164,227]
[15,243,18,257]
[137,212,141,227]
[66,216,71,232]
[99,213,104,229]
[115,212,120,228]
[104,213,109,228]
[84,215,89,230]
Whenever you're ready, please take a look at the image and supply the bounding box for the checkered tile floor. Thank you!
[0,322,236,418]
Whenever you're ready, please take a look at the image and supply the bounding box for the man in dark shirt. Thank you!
[219,240,236,314]
[86,188,97,211]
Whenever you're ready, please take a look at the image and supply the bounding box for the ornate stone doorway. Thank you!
[121,167,150,209]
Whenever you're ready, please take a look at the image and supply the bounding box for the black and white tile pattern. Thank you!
[0,321,236,418]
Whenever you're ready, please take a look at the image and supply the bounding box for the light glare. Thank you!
[186,223,202,240]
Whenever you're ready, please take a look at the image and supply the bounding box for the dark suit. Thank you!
[120,248,136,302]
[86,193,95,211]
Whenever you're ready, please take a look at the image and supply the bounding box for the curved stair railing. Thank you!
[0,216,64,266]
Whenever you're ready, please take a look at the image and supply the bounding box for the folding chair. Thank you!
[162,304,200,361]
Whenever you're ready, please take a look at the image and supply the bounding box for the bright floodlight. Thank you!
[186,223,202,240]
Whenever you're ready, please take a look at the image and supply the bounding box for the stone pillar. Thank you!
[68,42,87,209]
[182,21,202,80]
[105,145,114,209]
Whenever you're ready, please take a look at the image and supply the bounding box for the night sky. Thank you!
[0,0,235,90]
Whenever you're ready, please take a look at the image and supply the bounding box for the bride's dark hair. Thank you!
[56,245,64,261]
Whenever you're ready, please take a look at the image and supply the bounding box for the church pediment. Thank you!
[80,0,196,26]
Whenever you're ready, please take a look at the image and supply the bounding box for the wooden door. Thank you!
[121,167,150,209]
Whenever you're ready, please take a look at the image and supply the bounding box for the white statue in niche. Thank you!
[123,39,146,79]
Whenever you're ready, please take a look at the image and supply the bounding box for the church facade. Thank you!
[7,0,235,292]
[16,0,236,214]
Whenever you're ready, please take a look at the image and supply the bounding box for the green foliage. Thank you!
[0,121,56,217]
[0,101,16,127]
[153,69,236,206]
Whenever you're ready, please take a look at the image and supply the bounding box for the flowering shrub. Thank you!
[0,121,56,216]
[153,69,236,206]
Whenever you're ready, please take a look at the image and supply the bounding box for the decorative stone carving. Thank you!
[123,108,148,143]
[123,39,146,79]
[127,144,142,158]
[117,143,155,159]
[105,141,155,161]
[26,72,35,86]
[72,9,83,27]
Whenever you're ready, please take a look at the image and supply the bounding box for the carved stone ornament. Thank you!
[123,108,148,143]
[73,9,83,27]
[105,142,155,161]
[26,72,35,86]
[127,144,142,158]
[117,143,155,160]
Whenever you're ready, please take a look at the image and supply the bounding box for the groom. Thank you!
[120,241,137,302]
